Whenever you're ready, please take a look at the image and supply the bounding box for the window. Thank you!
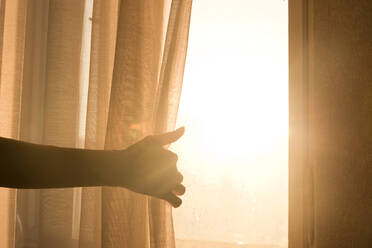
[171,0,288,247]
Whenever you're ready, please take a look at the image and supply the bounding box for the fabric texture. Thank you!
[289,0,372,247]
[0,0,192,247]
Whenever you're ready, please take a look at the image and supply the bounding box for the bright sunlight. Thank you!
[171,0,288,247]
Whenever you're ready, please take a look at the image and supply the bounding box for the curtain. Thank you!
[289,0,372,247]
[0,0,192,247]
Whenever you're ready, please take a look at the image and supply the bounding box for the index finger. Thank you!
[152,127,185,146]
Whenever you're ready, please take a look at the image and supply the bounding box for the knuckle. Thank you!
[176,172,183,183]
[167,151,178,162]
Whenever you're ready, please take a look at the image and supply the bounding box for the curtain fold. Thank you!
[289,0,372,247]
[0,0,192,247]
[0,1,28,247]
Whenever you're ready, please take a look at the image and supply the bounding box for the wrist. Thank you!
[99,149,131,187]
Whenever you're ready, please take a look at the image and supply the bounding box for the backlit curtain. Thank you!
[0,0,192,247]
[289,0,372,247]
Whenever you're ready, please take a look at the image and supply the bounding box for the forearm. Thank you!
[0,137,117,189]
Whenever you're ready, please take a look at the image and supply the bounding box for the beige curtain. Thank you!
[0,0,192,247]
[289,0,372,247]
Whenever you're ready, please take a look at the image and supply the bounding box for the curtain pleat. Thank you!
[16,1,49,247]
[0,0,6,93]
[154,0,192,135]
[149,1,192,247]
[79,1,120,247]
[0,1,28,247]
[102,1,168,246]
[37,1,86,247]
[0,0,192,247]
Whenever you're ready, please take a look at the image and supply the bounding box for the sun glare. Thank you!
[172,0,288,247]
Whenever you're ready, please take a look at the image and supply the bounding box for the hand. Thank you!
[111,127,186,208]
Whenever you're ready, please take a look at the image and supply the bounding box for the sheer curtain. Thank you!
[0,0,192,247]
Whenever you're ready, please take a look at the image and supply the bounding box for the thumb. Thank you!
[152,127,185,146]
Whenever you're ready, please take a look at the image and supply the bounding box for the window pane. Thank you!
[172,0,288,247]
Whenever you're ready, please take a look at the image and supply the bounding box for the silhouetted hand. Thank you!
[110,127,186,208]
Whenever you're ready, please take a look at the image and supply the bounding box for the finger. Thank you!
[152,127,185,146]
[160,192,182,208]
[150,171,183,195]
[168,150,178,164]
[174,172,183,184]
[172,184,186,196]
[158,171,183,193]
[157,149,178,168]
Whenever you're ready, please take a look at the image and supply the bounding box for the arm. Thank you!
[0,127,186,207]
[0,136,117,189]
